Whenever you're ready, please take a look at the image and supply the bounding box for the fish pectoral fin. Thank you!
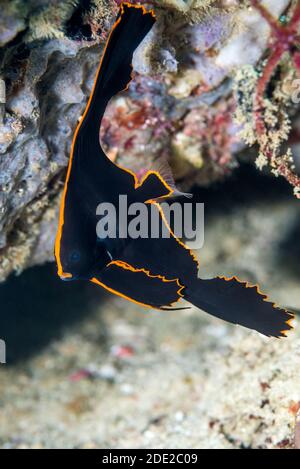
[91,260,184,309]
[136,171,173,202]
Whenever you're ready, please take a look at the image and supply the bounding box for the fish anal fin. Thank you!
[91,260,184,309]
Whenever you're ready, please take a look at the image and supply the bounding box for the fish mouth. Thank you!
[59,272,74,281]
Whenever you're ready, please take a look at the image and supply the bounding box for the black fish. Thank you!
[55,2,294,338]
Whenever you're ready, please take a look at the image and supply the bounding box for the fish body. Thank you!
[55,3,167,279]
[55,3,294,338]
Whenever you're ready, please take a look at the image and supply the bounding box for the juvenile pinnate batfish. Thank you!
[55,2,294,338]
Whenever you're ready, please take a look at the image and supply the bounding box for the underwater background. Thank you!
[0,0,300,448]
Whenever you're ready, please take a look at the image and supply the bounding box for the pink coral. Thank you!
[252,0,300,197]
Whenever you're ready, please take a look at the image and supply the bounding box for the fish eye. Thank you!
[70,250,81,263]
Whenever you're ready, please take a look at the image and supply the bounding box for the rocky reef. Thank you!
[0,0,300,280]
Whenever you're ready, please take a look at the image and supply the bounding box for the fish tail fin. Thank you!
[184,276,294,338]
[91,3,155,105]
